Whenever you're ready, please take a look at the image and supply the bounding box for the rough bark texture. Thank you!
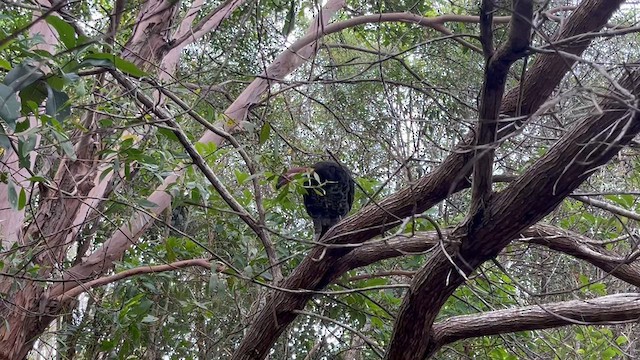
[231,0,624,358]
[0,0,629,358]
[386,63,640,359]
[471,0,532,209]
[431,293,640,349]
[0,104,99,360]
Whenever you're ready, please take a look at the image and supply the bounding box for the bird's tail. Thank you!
[313,217,340,241]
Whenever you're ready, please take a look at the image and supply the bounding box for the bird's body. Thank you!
[277,161,354,240]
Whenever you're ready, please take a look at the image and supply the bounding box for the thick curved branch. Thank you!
[431,293,640,350]
[524,224,640,287]
[335,224,640,288]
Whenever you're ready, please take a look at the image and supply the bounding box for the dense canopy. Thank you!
[1,0,640,359]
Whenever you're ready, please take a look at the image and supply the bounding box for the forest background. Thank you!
[1,0,640,359]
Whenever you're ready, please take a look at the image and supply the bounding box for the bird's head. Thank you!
[276,166,312,189]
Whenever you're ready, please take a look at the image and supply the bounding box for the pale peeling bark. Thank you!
[0,0,175,357]
[0,0,630,358]
[0,0,56,247]
[0,0,346,357]
[223,0,346,124]
[161,0,248,80]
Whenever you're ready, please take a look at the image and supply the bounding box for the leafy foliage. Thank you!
[1,0,640,359]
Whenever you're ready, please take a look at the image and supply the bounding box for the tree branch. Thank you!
[431,293,640,350]
[471,0,532,211]
[57,259,225,301]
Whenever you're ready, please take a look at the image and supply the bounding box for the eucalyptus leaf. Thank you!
[19,81,47,115]
[0,84,19,128]
[0,130,10,150]
[45,83,70,122]
[85,53,147,77]
[259,122,271,144]
[3,61,44,92]
[45,16,77,49]
[7,180,17,210]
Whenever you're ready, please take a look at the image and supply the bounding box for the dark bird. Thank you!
[277,161,355,240]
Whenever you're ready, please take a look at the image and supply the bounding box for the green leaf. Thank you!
[136,199,158,208]
[19,81,47,116]
[194,141,217,157]
[158,127,179,142]
[165,237,178,262]
[602,347,618,360]
[588,282,607,295]
[3,61,44,92]
[235,169,249,184]
[27,175,47,183]
[45,16,77,49]
[578,274,589,286]
[99,167,114,182]
[605,194,634,209]
[44,83,70,122]
[84,53,147,77]
[99,339,116,351]
[46,75,64,91]
[18,134,37,168]
[0,130,11,150]
[14,119,31,133]
[17,187,26,210]
[615,335,628,345]
[0,58,10,70]
[62,72,80,84]
[0,84,19,128]
[259,122,271,144]
[52,130,76,160]
[76,58,113,70]
[7,180,17,210]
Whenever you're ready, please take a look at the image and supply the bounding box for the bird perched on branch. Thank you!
[277,161,355,240]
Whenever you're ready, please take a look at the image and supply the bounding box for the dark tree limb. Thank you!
[336,224,640,289]
[524,224,640,287]
[387,62,640,359]
[471,0,533,214]
[479,0,494,59]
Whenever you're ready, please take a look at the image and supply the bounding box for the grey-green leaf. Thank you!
[45,83,70,122]
[0,84,19,129]
[3,61,44,92]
